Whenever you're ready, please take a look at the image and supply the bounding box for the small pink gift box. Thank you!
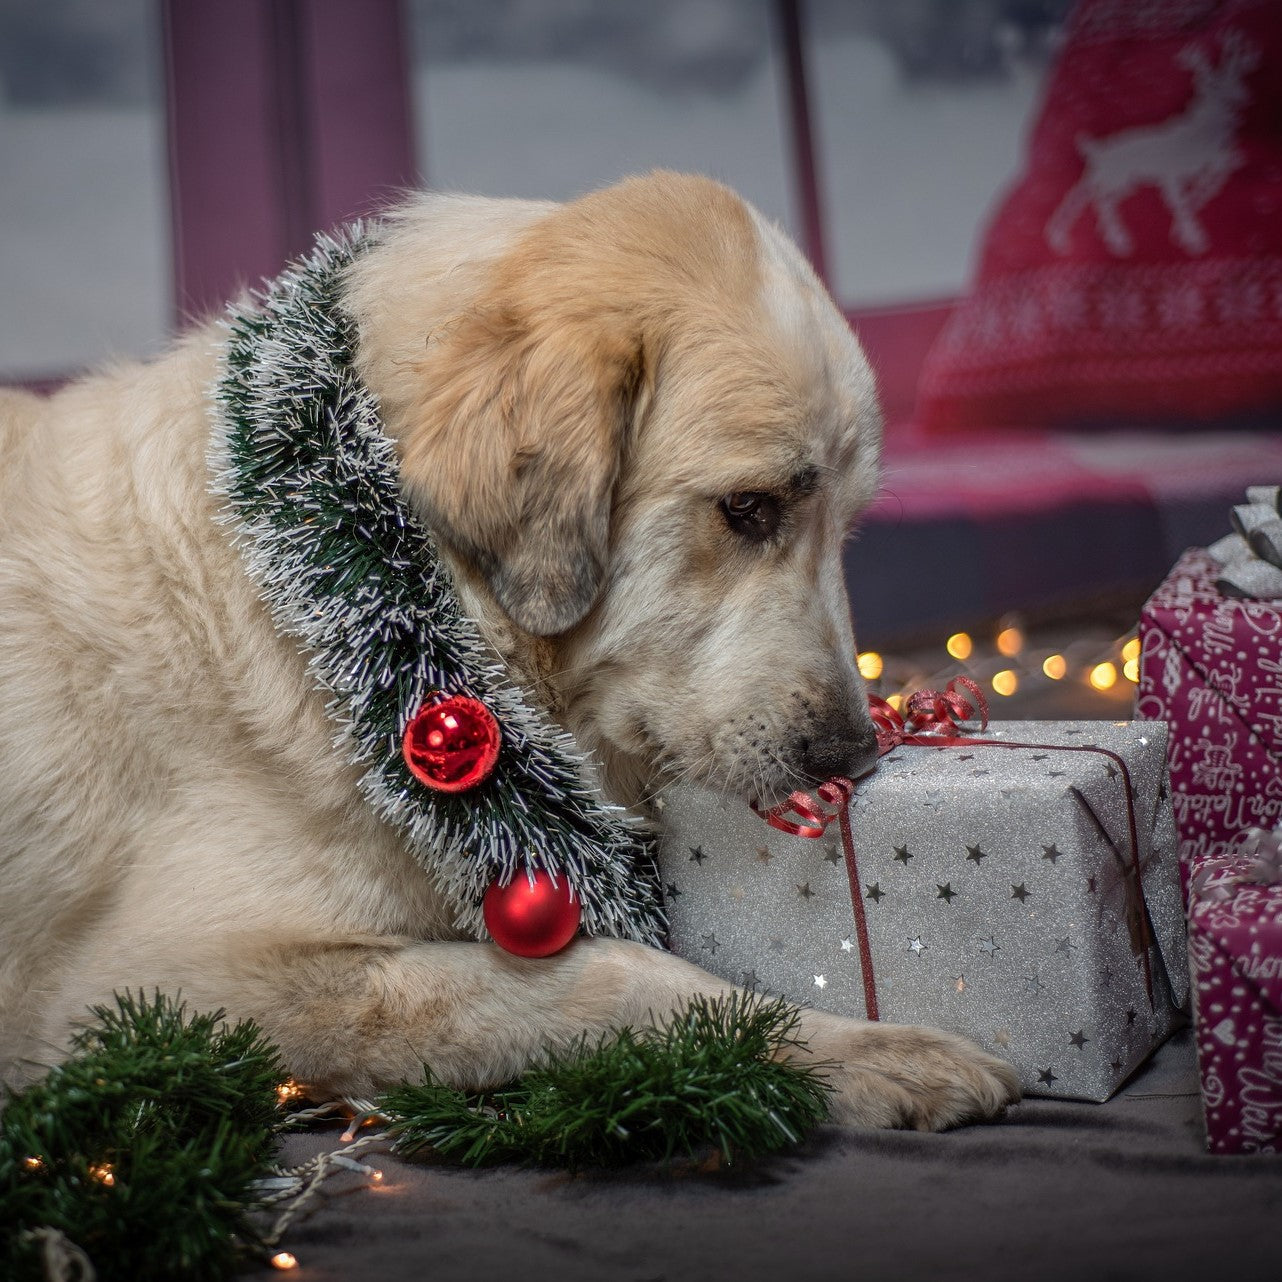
[1137,548,1282,879]
[1187,838,1282,1154]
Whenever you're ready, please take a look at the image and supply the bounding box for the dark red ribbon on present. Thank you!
[752,678,1156,1018]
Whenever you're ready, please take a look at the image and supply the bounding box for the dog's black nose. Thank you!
[796,719,879,783]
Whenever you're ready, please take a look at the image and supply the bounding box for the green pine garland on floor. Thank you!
[2,993,831,1280]
[381,993,834,1169]
[0,993,285,1282]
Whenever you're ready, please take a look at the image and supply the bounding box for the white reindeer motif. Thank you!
[1046,29,1260,257]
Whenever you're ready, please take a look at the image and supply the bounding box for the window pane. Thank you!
[806,0,1070,306]
[0,0,170,380]
[405,0,796,234]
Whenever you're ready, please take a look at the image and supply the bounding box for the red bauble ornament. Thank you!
[483,870,582,958]
[402,695,501,793]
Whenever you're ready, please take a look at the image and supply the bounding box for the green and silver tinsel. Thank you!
[208,224,664,945]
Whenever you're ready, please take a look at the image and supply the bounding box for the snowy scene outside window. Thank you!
[0,0,169,381]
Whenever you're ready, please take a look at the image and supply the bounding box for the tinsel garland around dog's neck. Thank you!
[209,224,665,946]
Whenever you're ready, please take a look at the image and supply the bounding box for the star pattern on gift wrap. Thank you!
[755,846,773,864]
[952,975,967,993]
[1110,1056,1123,1074]
[936,883,958,904]
[729,885,746,902]
[1047,770,1067,778]
[1010,883,1031,902]
[1087,875,1098,894]
[978,935,1001,958]
[1041,844,1062,865]
[993,1029,1012,1048]
[1000,788,1021,800]
[840,936,855,953]
[922,791,944,809]
[1030,754,1050,762]
[796,882,814,900]
[1069,1029,1090,1050]
[1055,935,1077,957]
[966,844,988,866]
[701,932,720,954]
[970,768,992,777]
[1126,1007,1138,1027]
[1100,965,1114,988]
[893,845,913,866]
[866,883,885,903]
[1025,970,1044,995]
[823,842,841,865]
[1038,1067,1058,1087]
[742,968,760,989]
[908,936,927,956]
[665,882,681,900]
[1103,762,1119,779]
[689,845,707,865]
[813,974,827,990]
[958,754,975,761]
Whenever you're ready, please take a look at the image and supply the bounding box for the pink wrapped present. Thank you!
[1187,832,1282,1154]
[1137,548,1282,876]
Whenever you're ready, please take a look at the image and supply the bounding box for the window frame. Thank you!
[7,0,946,420]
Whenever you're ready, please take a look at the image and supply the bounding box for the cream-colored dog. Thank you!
[0,173,1018,1129]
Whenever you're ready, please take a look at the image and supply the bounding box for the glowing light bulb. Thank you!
[996,627,1024,657]
[89,1163,114,1186]
[1121,636,1141,664]
[992,670,1019,696]
[276,1079,305,1105]
[857,651,884,681]
[946,632,973,661]
[1123,657,1139,683]
[370,1169,384,1183]
[271,1252,299,1271]
[1042,654,1067,680]
[23,1155,43,1171]
[1089,662,1118,691]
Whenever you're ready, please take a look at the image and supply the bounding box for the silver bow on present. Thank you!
[1210,484,1282,600]
[1189,825,1282,902]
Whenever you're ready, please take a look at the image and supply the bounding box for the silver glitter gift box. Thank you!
[658,721,1189,1102]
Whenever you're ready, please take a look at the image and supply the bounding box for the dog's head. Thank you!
[348,173,882,807]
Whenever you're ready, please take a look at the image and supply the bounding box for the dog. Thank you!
[0,172,1018,1129]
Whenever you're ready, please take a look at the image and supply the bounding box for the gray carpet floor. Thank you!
[251,1028,1281,1282]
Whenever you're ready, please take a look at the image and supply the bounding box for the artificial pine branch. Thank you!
[0,993,285,1282]
[379,993,834,1170]
[210,224,665,946]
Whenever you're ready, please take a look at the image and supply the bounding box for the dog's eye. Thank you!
[720,491,781,542]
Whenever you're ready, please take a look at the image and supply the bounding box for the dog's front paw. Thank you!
[798,1014,1021,1131]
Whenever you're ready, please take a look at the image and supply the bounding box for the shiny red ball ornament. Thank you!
[402,694,501,793]
[483,869,582,958]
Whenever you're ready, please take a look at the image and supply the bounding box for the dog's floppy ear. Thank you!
[396,292,645,637]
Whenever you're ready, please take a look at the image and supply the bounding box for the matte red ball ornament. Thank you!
[483,870,582,958]
[402,694,501,793]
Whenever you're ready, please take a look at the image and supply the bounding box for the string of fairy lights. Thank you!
[856,616,1144,711]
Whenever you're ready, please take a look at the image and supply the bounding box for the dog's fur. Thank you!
[0,173,1018,1128]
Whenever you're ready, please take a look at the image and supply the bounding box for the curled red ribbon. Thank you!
[869,675,989,753]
